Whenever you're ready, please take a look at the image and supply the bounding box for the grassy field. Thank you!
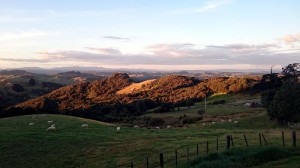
[0,93,299,168]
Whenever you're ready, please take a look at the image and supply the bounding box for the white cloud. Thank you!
[196,0,232,13]
[0,29,50,41]
[280,32,300,44]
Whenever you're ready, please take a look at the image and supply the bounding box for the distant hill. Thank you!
[0,70,34,76]
[2,73,260,120]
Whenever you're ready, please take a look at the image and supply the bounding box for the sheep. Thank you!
[46,125,56,132]
[233,121,239,124]
[155,126,160,129]
[228,119,232,122]
[117,126,120,131]
[29,122,34,126]
[211,122,216,124]
[47,120,53,124]
[133,125,139,128]
[202,123,206,126]
[167,125,171,129]
[81,124,88,128]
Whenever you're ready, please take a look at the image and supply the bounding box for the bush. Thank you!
[179,115,202,125]
[197,109,205,116]
[11,84,25,92]
[211,100,226,105]
[148,117,165,126]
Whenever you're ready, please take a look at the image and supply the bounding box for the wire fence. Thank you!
[120,130,299,168]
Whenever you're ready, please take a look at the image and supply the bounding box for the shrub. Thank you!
[148,117,165,126]
[11,84,25,92]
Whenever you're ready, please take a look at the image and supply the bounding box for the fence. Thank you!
[122,130,298,168]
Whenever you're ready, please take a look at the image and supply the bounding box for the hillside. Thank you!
[2,73,260,120]
[0,70,103,108]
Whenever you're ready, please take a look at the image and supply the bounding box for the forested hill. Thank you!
[2,73,260,119]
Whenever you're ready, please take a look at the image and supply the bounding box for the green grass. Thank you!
[0,93,299,168]
[0,114,299,168]
[182,146,300,168]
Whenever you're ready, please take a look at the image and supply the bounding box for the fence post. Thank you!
[187,147,189,165]
[226,135,231,149]
[175,150,178,167]
[131,162,134,168]
[292,130,296,147]
[217,138,219,151]
[262,133,268,145]
[206,141,209,154]
[146,157,149,168]
[282,131,285,147]
[230,135,234,147]
[160,153,164,168]
[259,133,262,146]
[244,134,249,148]
[197,144,199,156]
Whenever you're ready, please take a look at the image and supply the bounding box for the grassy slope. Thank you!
[0,93,299,168]
[182,147,300,168]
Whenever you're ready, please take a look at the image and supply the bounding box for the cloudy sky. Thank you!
[0,0,300,70]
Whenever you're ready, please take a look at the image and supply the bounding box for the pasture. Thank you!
[0,94,299,168]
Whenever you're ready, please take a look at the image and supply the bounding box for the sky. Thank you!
[0,0,300,70]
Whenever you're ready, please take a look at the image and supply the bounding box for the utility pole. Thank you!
[271,65,275,74]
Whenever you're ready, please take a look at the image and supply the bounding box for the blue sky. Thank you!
[0,0,299,70]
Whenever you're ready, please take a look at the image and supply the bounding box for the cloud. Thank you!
[1,40,298,67]
[85,47,122,55]
[281,32,300,44]
[146,43,196,57]
[0,16,47,23]
[102,36,129,41]
[196,0,232,13]
[0,29,50,41]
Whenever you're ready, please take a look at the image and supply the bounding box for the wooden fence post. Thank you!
[244,134,249,148]
[206,141,209,154]
[292,130,296,147]
[262,134,268,145]
[217,138,219,151]
[230,135,234,147]
[160,153,164,168]
[175,150,178,167]
[226,135,231,149]
[282,131,285,147]
[187,147,189,165]
[146,157,149,168]
[259,133,262,146]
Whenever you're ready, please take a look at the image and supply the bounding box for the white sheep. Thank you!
[117,126,120,131]
[133,125,139,128]
[167,125,171,129]
[155,126,160,129]
[211,122,216,124]
[29,122,34,126]
[47,120,53,124]
[228,119,232,122]
[46,125,56,132]
[233,121,239,124]
[81,124,88,128]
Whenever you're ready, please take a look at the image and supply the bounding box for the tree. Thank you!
[282,63,300,77]
[11,84,25,92]
[28,78,36,86]
[267,80,300,122]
